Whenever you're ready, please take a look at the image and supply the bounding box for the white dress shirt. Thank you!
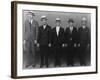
[56,26,60,36]
[70,26,73,33]
[82,26,86,29]
[43,25,46,29]
[29,19,33,25]
[31,19,33,24]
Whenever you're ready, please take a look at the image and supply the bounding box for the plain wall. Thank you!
[23,10,91,29]
[0,0,99,80]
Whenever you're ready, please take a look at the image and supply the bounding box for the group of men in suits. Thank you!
[37,15,90,67]
[24,11,90,68]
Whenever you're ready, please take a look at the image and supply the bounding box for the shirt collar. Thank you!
[82,26,86,29]
[43,25,47,29]
[56,26,60,28]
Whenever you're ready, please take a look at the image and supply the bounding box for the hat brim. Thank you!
[41,18,48,20]
[56,20,61,22]
[28,12,35,16]
[68,20,74,23]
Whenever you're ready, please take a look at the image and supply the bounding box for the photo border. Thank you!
[11,1,98,79]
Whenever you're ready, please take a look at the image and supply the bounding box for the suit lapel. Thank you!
[54,27,58,37]
[58,27,61,36]
[42,25,45,31]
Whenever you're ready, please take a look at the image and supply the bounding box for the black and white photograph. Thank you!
[23,10,91,69]
[11,1,97,78]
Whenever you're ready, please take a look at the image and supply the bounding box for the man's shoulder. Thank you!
[60,27,64,30]
[86,27,89,30]
[73,26,77,29]
[39,25,43,28]
[51,27,56,32]
[65,27,69,30]
[47,25,51,29]
[52,27,56,30]
[78,27,82,30]
[38,26,43,30]
[78,27,89,30]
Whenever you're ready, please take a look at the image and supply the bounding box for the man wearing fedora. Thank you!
[37,15,51,68]
[24,11,39,68]
[64,18,77,66]
[51,18,64,67]
[77,17,90,66]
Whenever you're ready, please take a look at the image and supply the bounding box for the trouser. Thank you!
[54,47,61,66]
[25,40,36,67]
[67,45,74,66]
[62,47,66,62]
[78,45,87,66]
[40,45,49,67]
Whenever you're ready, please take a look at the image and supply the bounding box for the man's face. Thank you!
[42,19,47,25]
[81,21,87,26]
[69,22,73,26]
[56,21,61,26]
[27,13,33,20]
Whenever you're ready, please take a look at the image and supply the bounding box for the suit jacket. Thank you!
[51,27,64,47]
[78,26,90,45]
[64,26,77,45]
[24,19,39,42]
[37,25,51,46]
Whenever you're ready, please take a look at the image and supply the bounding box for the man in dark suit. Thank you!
[51,18,64,67]
[64,18,77,66]
[24,11,39,68]
[37,15,51,68]
[77,17,90,66]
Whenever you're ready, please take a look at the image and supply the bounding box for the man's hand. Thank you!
[64,44,68,47]
[34,40,37,44]
[48,43,51,47]
[78,43,80,47]
[74,43,77,47]
[37,43,40,47]
[87,44,90,47]
[62,44,65,47]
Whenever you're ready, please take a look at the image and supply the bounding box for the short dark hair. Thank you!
[68,18,74,23]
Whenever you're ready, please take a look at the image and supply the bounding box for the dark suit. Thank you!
[78,26,90,66]
[37,25,51,67]
[51,27,64,66]
[64,26,77,66]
